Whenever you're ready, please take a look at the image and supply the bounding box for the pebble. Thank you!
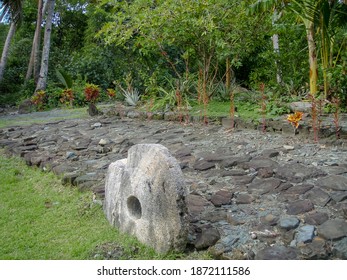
[296,225,315,244]
[92,122,102,128]
[279,217,300,230]
[99,139,109,146]
[283,145,295,150]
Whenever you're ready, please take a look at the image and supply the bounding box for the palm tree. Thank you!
[35,0,56,92]
[249,0,331,97]
[316,0,346,99]
[0,0,23,82]
[249,1,291,85]
[25,0,44,83]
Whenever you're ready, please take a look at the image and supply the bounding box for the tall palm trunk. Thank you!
[36,0,55,92]
[25,0,44,82]
[272,33,283,85]
[306,20,318,96]
[272,8,283,85]
[0,21,16,82]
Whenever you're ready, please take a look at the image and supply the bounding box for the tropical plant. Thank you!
[122,88,140,106]
[116,73,141,106]
[25,0,44,82]
[30,89,46,110]
[106,88,116,99]
[287,111,303,134]
[84,83,100,103]
[59,88,74,107]
[35,0,56,92]
[0,0,22,82]
[56,68,73,89]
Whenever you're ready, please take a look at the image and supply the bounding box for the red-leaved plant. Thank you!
[60,88,74,107]
[84,83,100,103]
[31,90,46,111]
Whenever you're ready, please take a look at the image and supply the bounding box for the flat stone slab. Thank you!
[304,188,331,207]
[275,163,326,183]
[255,246,298,260]
[187,194,212,216]
[194,225,220,250]
[235,193,255,204]
[193,160,215,171]
[318,219,347,241]
[104,144,188,253]
[279,217,300,230]
[248,178,282,195]
[287,199,314,215]
[246,158,278,171]
[285,184,314,195]
[317,175,347,191]
[210,190,233,207]
[296,225,315,244]
[304,212,329,226]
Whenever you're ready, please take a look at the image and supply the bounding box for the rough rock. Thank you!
[210,190,233,207]
[248,178,282,195]
[296,225,315,244]
[275,163,326,183]
[304,212,329,226]
[279,217,300,230]
[285,184,314,195]
[195,225,221,250]
[317,175,347,191]
[289,101,312,113]
[304,188,331,207]
[104,144,188,253]
[287,199,314,215]
[187,194,212,217]
[193,160,215,171]
[330,191,347,203]
[318,219,347,241]
[18,99,34,114]
[255,246,298,260]
[235,193,255,204]
[333,237,347,259]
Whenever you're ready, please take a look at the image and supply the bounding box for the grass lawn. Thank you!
[0,107,89,129]
[0,150,168,260]
[189,100,266,120]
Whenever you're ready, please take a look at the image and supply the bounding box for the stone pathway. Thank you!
[1,107,347,259]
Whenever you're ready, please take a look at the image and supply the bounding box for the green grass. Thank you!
[0,150,173,260]
[190,100,265,120]
[0,107,89,129]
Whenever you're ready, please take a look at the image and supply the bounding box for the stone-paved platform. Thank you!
[1,108,347,259]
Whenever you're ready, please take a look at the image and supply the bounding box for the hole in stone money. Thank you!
[127,196,142,219]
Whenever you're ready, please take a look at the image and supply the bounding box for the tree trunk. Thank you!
[0,22,16,82]
[35,0,55,92]
[272,33,283,85]
[225,57,231,89]
[271,8,283,85]
[25,0,44,82]
[306,21,318,96]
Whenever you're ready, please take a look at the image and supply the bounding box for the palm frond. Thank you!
[55,69,73,89]
[248,0,277,15]
[0,0,23,23]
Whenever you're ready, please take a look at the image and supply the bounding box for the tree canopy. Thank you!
[0,0,346,107]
